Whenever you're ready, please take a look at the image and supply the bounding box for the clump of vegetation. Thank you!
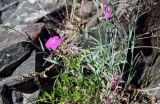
[35,0,156,104]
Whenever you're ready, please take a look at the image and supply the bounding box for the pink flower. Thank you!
[104,4,111,21]
[45,36,62,50]
[111,75,122,90]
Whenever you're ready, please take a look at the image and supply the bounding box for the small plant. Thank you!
[36,0,149,104]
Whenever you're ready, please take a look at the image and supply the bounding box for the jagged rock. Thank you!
[0,42,33,78]
[142,87,160,104]
[77,1,96,19]
[0,23,44,78]
[12,91,23,104]
[0,85,13,104]
[12,90,40,104]
[0,23,45,103]
[123,0,160,102]
[0,0,66,26]
[0,51,37,87]
[0,23,44,50]
[11,51,36,77]
[0,51,39,104]
[0,84,39,104]
[135,0,160,87]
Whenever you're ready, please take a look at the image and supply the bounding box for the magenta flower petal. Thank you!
[104,4,111,21]
[45,36,62,50]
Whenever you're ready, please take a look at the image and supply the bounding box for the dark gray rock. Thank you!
[0,23,44,78]
[0,85,13,104]
[11,51,36,77]
[0,51,39,103]
[0,0,73,103]
[0,23,44,50]
[0,0,66,26]
[12,90,40,104]
[135,0,160,87]
[142,87,160,104]
[12,91,23,104]
[121,0,160,102]
[77,1,96,19]
[0,51,38,91]
[0,42,33,78]
[0,83,39,104]
[0,22,45,103]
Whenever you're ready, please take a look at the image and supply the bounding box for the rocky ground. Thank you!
[0,0,160,104]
